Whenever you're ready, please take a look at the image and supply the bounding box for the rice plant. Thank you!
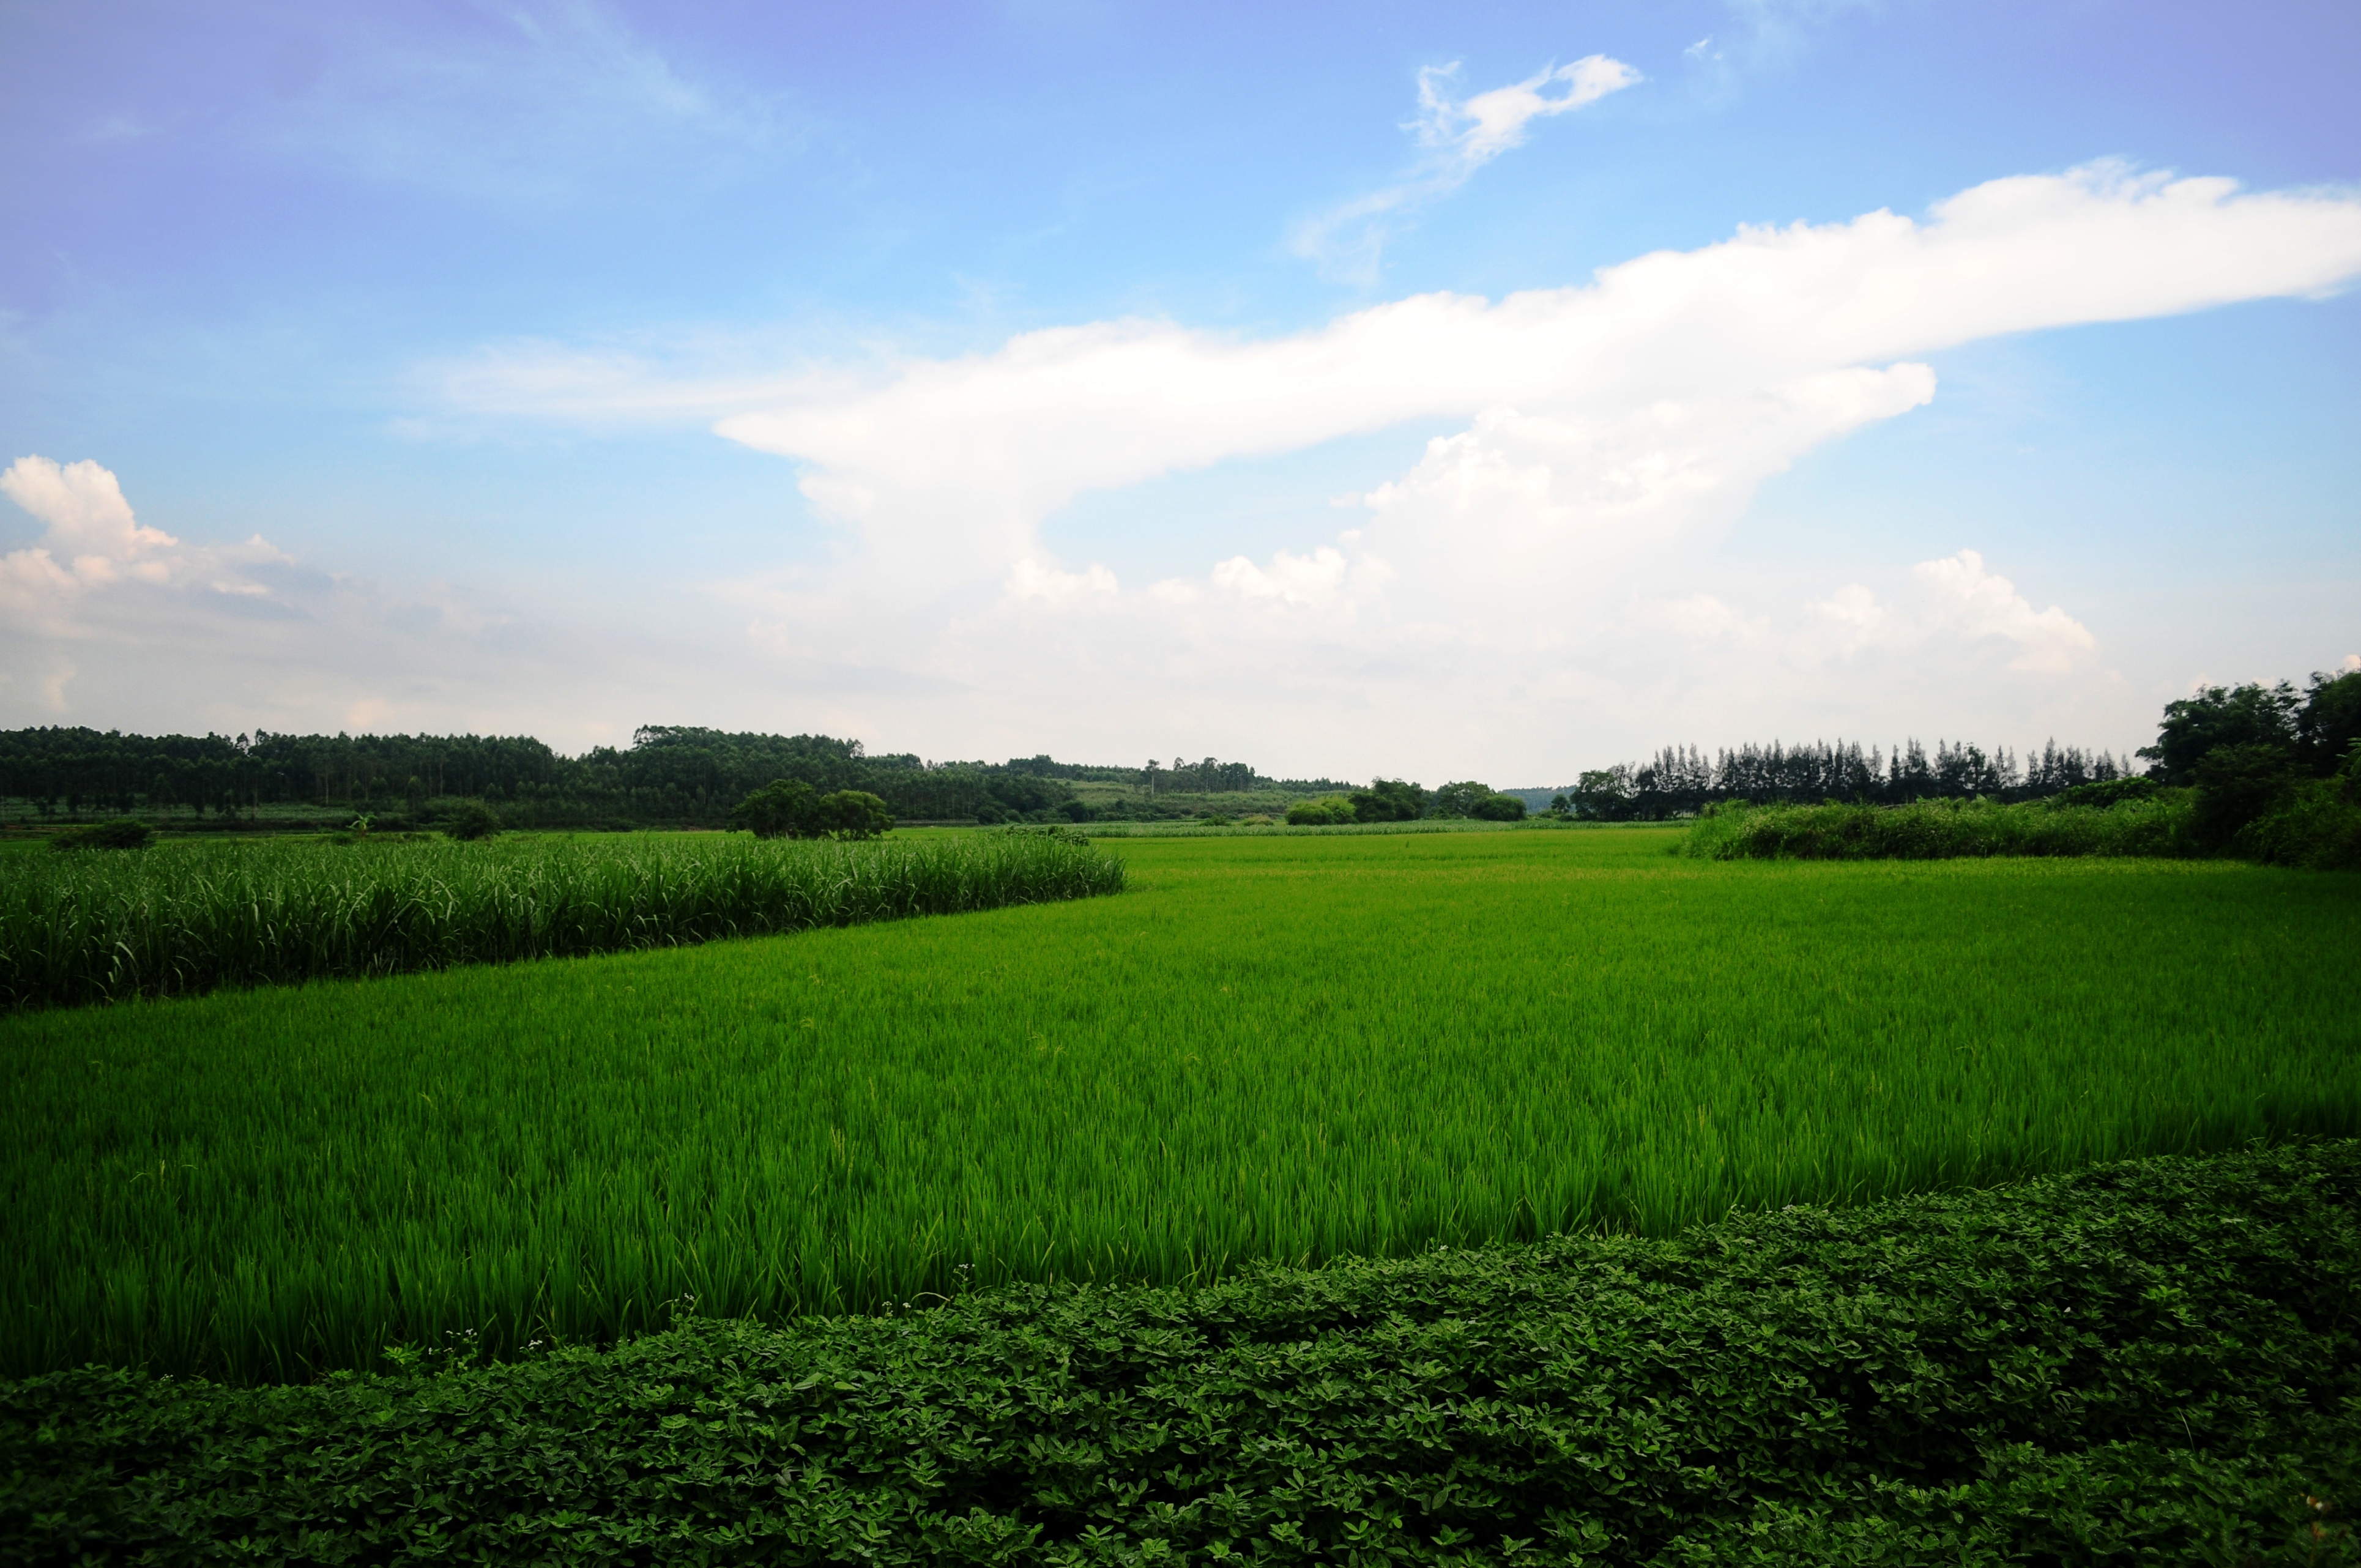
[4,828,2355,1381]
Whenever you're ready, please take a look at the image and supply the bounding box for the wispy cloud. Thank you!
[1292,55,1642,282]
[261,0,796,203]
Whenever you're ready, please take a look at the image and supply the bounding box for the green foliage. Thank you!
[6,1142,2359,1564]
[1680,795,2195,860]
[1285,795,1357,825]
[1348,778,1427,822]
[2045,775,2161,809]
[1427,780,1531,820]
[813,788,894,839]
[1428,779,1501,819]
[7,831,2357,1382]
[727,777,819,838]
[46,820,152,852]
[2190,741,2305,849]
[2138,680,2300,784]
[0,832,1125,1011]
[2238,749,2361,871]
[2300,670,2361,767]
[440,799,503,841]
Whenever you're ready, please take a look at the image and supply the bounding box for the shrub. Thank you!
[1285,795,1358,825]
[2046,775,2160,809]
[441,800,503,841]
[2189,742,2302,850]
[48,820,152,853]
[1469,791,1526,821]
[2239,745,2361,870]
[727,778,817,839]
[812,789,894,839]
[1349,778,1427,822]
[1681,795,2194,861]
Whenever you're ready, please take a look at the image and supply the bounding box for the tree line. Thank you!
[1560,738,2134,822]
[0,725,1303,829]
[1559,666,2361,850]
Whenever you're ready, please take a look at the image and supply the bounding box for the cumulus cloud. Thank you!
[0,456,291,638]
[1005,558,1120,609]
[28,163,2361,773]
[0,458,641,737]
[712,162,2361,607]
[636,162,2361,774]
[1291,55,1642,279]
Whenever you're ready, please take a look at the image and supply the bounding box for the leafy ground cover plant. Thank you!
[1679,795,2195,860]
[4,1142,2356,1565]
[0,830,1123,1010]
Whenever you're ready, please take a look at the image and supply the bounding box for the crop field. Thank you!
[0,828,1120,1009]
[4,830,2358,1382]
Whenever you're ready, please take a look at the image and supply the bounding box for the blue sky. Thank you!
[2,0,2356,782]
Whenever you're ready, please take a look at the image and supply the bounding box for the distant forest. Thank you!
[8,667,2354,832]
[1559,738,2132,822]
[0,726,1355,829]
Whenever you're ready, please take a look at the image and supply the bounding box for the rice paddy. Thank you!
[4,828,2357,1383]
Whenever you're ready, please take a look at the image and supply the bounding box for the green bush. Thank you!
[2046,775,2160,809]
[1681,795,2194,860]
[729,781,894,839]
[2239,745,2361,870]
[2190,742,2302,850]
[439,800,503,841]
[1285,795,1358,825]
[727,778,818,838]
[1348,778,1427,822]
[1468,790,1526,821]
[812,788,894,839]
[47,820,152,853]
[6,1142,2357,1564]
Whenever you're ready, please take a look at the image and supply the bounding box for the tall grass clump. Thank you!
[1679,793,2194,860]
[0,830,1123,1010]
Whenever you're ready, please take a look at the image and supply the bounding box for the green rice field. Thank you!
[4,828,2357,1382]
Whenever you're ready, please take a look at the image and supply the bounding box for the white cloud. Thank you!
[1205,545,1392,619]
[1419,56,1642,168]
[415,161,2361,775]
[0,456,290,639]
[1352,365,1936,599]
[1802,551,2097,673]
[0,458,641,735]
[25,165,2361,777]
[1005,558,1120,609]
[1906,550,2099,673]
[1292,55,1641,280]
[708,163,2361,609]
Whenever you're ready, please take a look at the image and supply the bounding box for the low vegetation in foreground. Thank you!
[6,831,2357,1383]
[0,829,1123,1011]
[6,1142,2357,1565]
